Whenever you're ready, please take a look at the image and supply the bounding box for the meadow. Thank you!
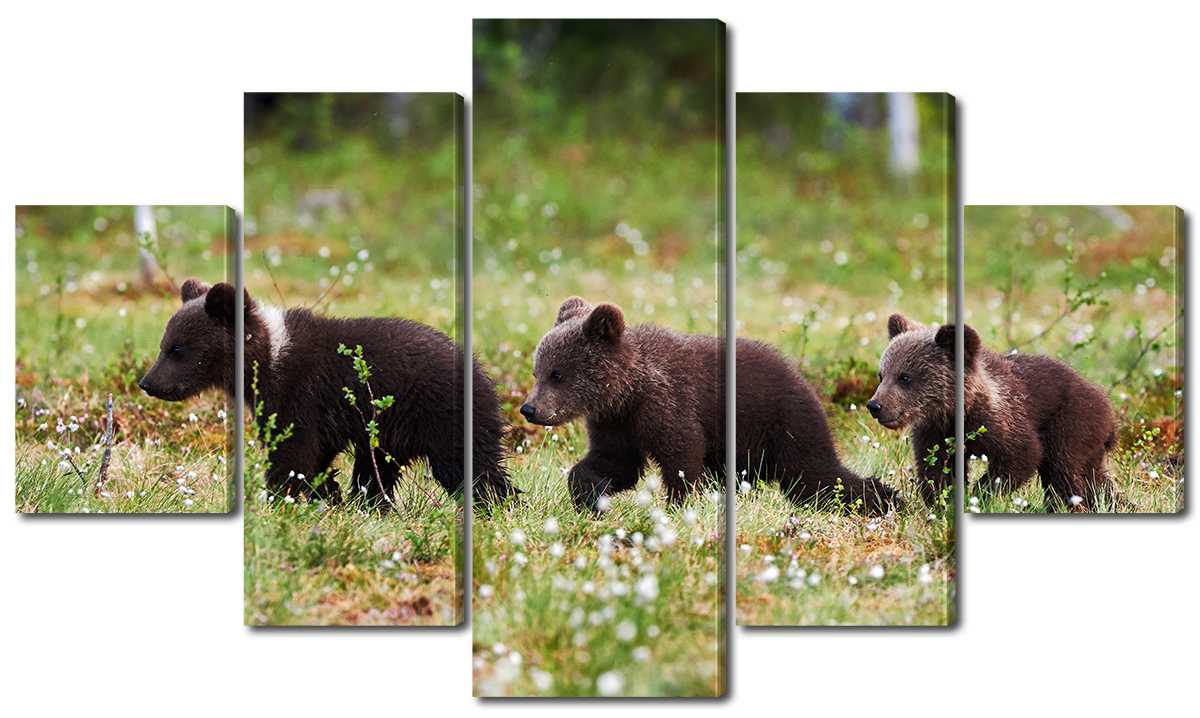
[14,205,233,514]
[470,130,726,692]
[963,205,1182,514]
[471,20,727,694]
[242,93,464,625]
[733,94,955,625]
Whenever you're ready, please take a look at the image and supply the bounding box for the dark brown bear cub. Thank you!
[736,338,898,514]
[140,279,514,505]
[520,297,896,513]
[867,313,1118,511]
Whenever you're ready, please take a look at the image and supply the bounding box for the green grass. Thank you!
[14,205,232,513]
[472,429,724,697]
[244,451,461,625]
[735,416,954,626]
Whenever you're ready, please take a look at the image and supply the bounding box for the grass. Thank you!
[14,205,233,514]
[472,428,724,697]
[242,93,463,625]
[243,452,461,626]
[734,417,954,626]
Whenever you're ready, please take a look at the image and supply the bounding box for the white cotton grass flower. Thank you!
[635,490,652,507]
[634,574,659,601]
[740,544,752,555]
[595,495,612,512]
[188,413,198,423]
[596,671,625,697]
[918,564,933,585]
[869,565,885,579]
[757,565,780,584]
[739,481,752,494]
[1069,496,1084,507]
[183,499,194,506]
[645,474,662,492]
[616,620,637,641]
[1149,470,1160,480]
[543,516,560,534]
[806,573,821,587]
[126,491,135,498]
[632,646,651,662]
[217,409,226,419]
[549,542,565,558]
[513,552,528,567]
[510,528,527,546]
[574,556,587,570]
[478,585,494,598]
[980,454,989,463]
[529,668,553,692]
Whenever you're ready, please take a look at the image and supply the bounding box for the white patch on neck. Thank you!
[256,301,290,368]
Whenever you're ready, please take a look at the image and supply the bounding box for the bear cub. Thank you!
[140,279,515,505]
[867,313,1118,511]
[520,297,896,513]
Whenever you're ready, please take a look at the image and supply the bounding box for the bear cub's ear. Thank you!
[181,278,212,303]
[556,296,591,326]
[584,303,625,342]
[931,324,979,362]
[204,282,238,321]
[888,313,917,340]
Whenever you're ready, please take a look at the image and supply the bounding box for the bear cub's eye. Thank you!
[900,374,911,384]
[550,370,563,383]
[171,345,183,356]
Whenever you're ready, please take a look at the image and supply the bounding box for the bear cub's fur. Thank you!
[521,297,896,513]
[868,313,1118,510]
[140,279,514,505]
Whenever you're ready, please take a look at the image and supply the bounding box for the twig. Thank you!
[312,281,346,314]
[309,278,338,312]
[63,452,89,488]
[95,393,115,498]
[346,394,395,507]
[1010,307,1070,351]
[261,251,288,306]
[1111,315,1181,389]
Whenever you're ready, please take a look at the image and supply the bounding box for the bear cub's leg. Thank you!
[568,447,645,511]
